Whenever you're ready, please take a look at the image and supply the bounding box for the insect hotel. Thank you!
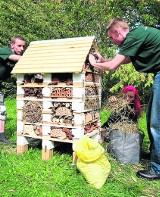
[12,36,102,161]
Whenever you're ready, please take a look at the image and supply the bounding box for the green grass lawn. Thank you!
[0,98,160,197]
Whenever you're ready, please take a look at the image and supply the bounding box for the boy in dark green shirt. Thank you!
[0,36,26,145]
[0,46,16,81]
[89,18,160,180]
[118,25,160,73]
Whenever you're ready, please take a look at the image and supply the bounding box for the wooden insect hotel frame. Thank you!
[12,36,102,161]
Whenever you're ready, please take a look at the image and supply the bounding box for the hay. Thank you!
[103,94,141,134]
[109,121,139,134]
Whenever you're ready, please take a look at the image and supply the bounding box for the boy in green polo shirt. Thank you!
[89,18,160,180]
[0,36,26,145]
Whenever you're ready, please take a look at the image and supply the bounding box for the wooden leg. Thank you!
[42,148,53,160]
[98,128,106,144]
[72,151,78,164]
[17,144,28,154]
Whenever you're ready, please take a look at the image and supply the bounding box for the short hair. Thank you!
[106,18,129,33]
[11,36,26,44]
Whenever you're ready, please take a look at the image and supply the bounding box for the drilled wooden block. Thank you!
[85,73,100,83]
[50,87,72,98]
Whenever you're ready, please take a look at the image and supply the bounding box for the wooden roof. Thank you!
[12,36,96,74]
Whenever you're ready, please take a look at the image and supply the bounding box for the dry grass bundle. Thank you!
[103,94,141,134]
[109,121,139,134]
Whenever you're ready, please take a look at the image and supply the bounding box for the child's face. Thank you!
[11,39,26,55]
[123,91,135,103]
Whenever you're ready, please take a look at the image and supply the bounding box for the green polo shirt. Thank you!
[118,25,160,73]
[0,46,15,82]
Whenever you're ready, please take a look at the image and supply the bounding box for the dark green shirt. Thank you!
[0,46,15,82]
[118,25,160,73]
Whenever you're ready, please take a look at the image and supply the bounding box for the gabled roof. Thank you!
[12,36,96,74]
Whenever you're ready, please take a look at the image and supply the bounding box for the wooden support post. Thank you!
[98,128,106,144]
[42,140,54,160]
[17,144,28,154]
[42,147,53,160]
[72,151,78,164]
[17,136,29,154]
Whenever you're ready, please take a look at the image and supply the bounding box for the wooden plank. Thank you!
[15,59,86,65]
[30,37,95,46]
[23,48,90,55]
[42,109,52,114]
[85,83,101,87]
[21,134,73,142]
[16,96,83,101]
[17,83,45,87]
[20,130,99,142]
[30,41,93,48]
[85,129,99,137]
[12,63,84,74]
[16,54,86,61]
[17,82,85,88]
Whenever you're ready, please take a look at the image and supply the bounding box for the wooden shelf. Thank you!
[18,129,99,144]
